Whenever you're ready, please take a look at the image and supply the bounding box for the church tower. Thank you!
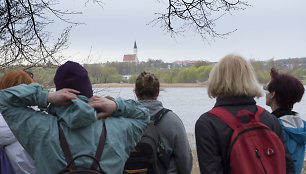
[133,41,138,62]
[123,41,139,63]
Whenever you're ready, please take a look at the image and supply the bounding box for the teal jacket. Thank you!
[0,83,150,174]
[279,115,306,174]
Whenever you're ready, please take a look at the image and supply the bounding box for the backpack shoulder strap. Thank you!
[207,107,239,130]
[58,121,107,172]
[152,108,171,125]
[90,122,107,170]
[254,105,266,122]
[58,121,77,170]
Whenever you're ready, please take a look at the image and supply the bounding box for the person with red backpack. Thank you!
[195,54,295,174]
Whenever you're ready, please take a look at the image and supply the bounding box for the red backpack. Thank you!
[208,105,286,174]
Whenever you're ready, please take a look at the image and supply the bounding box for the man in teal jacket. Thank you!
[0,61,150,174]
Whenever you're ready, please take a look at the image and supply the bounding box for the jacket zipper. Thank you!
[255,148,267,174]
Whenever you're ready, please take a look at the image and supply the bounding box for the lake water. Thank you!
[94,86,306,134]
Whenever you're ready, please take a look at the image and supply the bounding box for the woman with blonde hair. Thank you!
[0,70,36,174]
[195,54,295,174]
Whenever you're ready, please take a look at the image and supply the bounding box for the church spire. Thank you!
[133,41,138,62]
[134,41,137,49]
[133,41,137,55]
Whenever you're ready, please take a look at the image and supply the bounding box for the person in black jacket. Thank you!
[195,54,295,174]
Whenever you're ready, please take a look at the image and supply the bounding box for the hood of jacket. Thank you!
[280,115,306,145]
[139,100,164,117]
[47,95,97,129]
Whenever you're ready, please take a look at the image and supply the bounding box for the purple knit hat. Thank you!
[54,61,93,98]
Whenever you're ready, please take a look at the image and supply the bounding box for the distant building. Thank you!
[172,60,205,67]
[282,65,289,71]
[123,54,137,62]
[122,75,132,81]
[123,41,138,63]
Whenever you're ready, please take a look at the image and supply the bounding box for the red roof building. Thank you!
[123,54,137,62]
[123,41,138,62]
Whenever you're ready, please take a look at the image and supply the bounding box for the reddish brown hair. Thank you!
[267,68,305,110]
[0,70,35,89]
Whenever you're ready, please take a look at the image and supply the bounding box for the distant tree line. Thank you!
[250,58,306,84]
[0,58,305,88]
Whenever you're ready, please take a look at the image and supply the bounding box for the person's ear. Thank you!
[270,91,276,99]
[155,88,160,97]
[134,89,139,98]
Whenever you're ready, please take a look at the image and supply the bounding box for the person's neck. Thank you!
[270,102,279,112]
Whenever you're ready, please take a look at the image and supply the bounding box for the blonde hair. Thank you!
[207,54,262,98]
[0,70,35,89]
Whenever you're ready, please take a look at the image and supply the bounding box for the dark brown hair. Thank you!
[267,68,305,110]
[135,71,160,100]
[0,70,35,89]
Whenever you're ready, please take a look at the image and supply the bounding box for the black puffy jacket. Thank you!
[195,96,295,174]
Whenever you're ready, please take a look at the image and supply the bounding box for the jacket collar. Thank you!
[272,108,297,118]
[214,96,256,107]
[139,100,164,116]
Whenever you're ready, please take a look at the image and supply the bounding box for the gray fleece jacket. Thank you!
[139,100,193,174]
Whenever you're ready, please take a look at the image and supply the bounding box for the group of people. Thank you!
[195,55,305,174]
[0,54,304,174]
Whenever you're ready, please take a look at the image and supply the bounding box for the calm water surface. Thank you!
[94,86,306,134]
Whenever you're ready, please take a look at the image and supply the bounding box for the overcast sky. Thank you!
[53,0,306,63]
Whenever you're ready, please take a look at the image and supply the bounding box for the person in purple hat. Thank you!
[54,61,93,98]
[0,61,150,174]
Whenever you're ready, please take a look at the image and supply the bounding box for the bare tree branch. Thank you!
[152,0,250,41]
[0,0,77,70]
[1,0,250,70]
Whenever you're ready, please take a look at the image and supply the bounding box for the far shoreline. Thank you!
[92,83,207,88]
[92,82,306,88]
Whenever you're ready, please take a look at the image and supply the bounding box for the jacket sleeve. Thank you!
[171,113,193,174]
[112,98,150,121]
[0,114,16,146]
[280,129,296,174]
[52,97,97,129]
[195,115,224,174]
[105,98,150,159]
[0,83,55,157]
